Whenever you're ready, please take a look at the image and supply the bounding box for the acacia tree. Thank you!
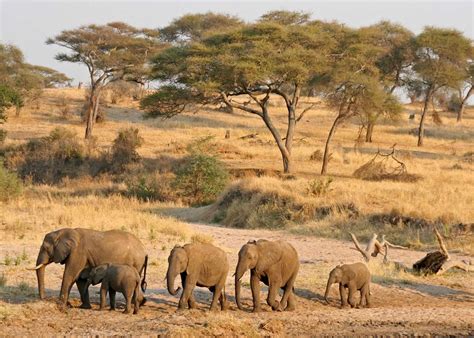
[412,27,471,146]
[320,30,402,175]
[358,21,415,142]
[160,12,243,43]
[455,52,474,122]
[258,10,311,25]
[142,21,335,173]
[47,22,160,138]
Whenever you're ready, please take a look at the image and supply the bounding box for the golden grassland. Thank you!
[1,88,473,253]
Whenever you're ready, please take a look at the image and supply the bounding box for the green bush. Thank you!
[173,154,228,206]
[0,162,22,202]
[126,172,177,202]
[447,94,461,113]
[110,128,143,173]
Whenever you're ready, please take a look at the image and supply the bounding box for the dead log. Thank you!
[350,233,408,262]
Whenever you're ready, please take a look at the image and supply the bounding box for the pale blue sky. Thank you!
[1,0,473,84]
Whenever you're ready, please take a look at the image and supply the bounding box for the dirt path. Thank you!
[1,223,473,336]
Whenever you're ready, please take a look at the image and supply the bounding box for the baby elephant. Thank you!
[88,263,142,314]
[324,262,371,308]
[166,243,229,311]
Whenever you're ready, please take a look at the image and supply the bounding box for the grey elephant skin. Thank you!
[88,263,142,314]
[31,228,148,308]
[235,239,299,312]
[166,243,229,311]
[324,262,371,308]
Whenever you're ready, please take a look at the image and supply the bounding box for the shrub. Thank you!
[0,162,22,202]
[126,172,177,202]
[108,81,140,104]
[306,177,333,197]
[57,94,72,119]
[110,128,144,173]
[0,129,6,145]
[447,94,461,113]
[6,127,84,183]
[0,273,6,287]
[173,154,229,206]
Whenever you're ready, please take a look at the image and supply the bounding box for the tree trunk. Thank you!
[223,100,234,114]
[413,251,448,275]
[261,109,292,174]
[417,87,432,147]
[84,88,102,139]
[457,86,472,123]
[321,117,340,175]
[365,121,375,143]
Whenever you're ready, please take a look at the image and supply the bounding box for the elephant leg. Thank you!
[109,289,116,310]
[339,284,348,308]
[181,274,196,309]
[360,284,370,307]
[123,289,133,314]
[99,282,108,311]
[286,292,296,311]
[281,273,297,311]
[219,278,229,311]
[179,275,196,310]
[209,285,221,311]
[76,278,91,309]
[347,283,357,308]
[250,272,262,313]
[59,258,86,307]
[266,278,281,311]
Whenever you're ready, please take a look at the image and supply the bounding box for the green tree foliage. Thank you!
[160,12,243,43]
[173,153,229,206]
[47,22,161,138]
[358,21,415,142]
[142,20,336,173]
[412,27,471,146]
[0,162,22,202]
[0,84,23,143]
[455,47,474,122]
[258,10,311,26]
[319,28,402,174]
[1,43,69,116]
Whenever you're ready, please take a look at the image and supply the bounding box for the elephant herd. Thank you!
[29,228,371,314]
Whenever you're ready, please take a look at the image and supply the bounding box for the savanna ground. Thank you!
[1,88,473,335]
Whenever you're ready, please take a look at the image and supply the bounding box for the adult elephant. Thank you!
[29,228,148,308]
[235,239,299,312]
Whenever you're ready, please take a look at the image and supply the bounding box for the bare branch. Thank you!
[434,228,449,259]
[350,233,371,262]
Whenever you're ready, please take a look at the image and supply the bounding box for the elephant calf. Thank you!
[88,263,142,314]
[166,243,229,311]
[324,262,371,308]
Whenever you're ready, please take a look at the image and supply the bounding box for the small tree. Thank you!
[258,10,311,26]
[413,27,471,146]
[143,20,335,173]
[455,52,474,122]
[319,30,402,175]
[47,22,161,139]
[358,21,415,142]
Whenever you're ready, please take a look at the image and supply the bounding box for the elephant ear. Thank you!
[255,241,283,273]
[52,229,80,264]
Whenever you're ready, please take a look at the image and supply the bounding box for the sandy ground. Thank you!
[1,223,473,336]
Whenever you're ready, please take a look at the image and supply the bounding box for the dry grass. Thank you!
[1,88,473,251]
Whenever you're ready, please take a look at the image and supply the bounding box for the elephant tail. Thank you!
[140,255,148,292]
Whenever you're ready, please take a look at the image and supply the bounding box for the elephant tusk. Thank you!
[26,263,45,271]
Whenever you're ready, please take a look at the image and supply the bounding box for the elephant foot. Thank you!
[209,305,219,312]
[79,303,92,309]
[252,307,262,313]
[340,304,350,309]
[123,308,132,314]
[139,297,147,307]
[221,302,230,311]
[109,307,115,311]
[285,304,296,312]
[271,301,280,311]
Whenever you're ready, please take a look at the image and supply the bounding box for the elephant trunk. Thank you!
[234,264,246,310]
[324,276,334,303]
[166,265,181,296]
[34,251,50,300]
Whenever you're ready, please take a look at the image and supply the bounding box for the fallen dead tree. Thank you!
[353,146,421,182]
[350,229,473,275]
